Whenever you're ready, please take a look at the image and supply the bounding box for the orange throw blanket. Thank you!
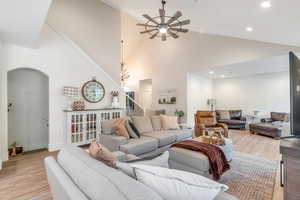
[171,140,230,180]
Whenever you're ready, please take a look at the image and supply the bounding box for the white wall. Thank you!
[139,79,153,110]
[0,40,3,168]
[213,71,290,113]
[47,0,121,82]
[122,14,300,119]
[0,24,121,161]
[187,74,212,125]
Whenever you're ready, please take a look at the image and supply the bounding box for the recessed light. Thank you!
[261,1,271,8]
[221,75,225,78]
[245,27,253,32]
[209,71,214,74]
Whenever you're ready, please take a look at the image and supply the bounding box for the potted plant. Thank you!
[175,109,185,124]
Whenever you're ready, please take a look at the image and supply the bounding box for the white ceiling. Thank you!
[196,54,290,79]
[102,0,300,47]
[0,0,52,47]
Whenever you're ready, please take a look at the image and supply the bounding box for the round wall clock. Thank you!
[82,80,105,103]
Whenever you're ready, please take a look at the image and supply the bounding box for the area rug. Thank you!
[219,152,278,200]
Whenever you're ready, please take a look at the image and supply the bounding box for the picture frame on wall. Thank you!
[158,89,177,105]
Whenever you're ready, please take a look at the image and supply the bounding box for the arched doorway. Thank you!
[7,68,49,152]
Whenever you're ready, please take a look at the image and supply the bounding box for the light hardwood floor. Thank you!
[0,130,283,200]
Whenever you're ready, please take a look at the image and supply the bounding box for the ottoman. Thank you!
[169,138,233,179]
[249,123,282,139]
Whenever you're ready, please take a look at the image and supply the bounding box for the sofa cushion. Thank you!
[101,119,117,135]
[151,116,162,131]
[143,131,177,147]
[167,129,193,141]
[120,136,158,155]
[116,151,169,178]
[57,146,163,200]
[218,119,246,125]
[132,165,228,200]
[271,112,289,122]
[132,116,154,133]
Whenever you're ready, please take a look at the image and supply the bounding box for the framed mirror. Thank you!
[82,80,105,103]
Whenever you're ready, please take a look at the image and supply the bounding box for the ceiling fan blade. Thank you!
[168,30,179,39]
[162,34,167,41]
[140,28,158,34]
[143,14,159,25]
[137,23,157,28]
[150,32,159,39]
[166,11,182,25]
[169,19,191,27]
[170,28,189,33]
[159,9,165,24]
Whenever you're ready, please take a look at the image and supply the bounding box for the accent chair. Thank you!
[194,111,229,138]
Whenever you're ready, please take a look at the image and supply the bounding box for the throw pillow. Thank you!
[116,151,169,178]
[114,123,130,139]
[125,120,139,138]
[132,165,228,200]
[89,140,117,167]
[101,119,116,135]
[128,120,141,137]
[160,115,180,130]
[132,116,154,133]
[151,116,162,131]
[217,110,231,120]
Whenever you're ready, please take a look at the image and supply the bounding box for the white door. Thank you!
[8,69,49,151]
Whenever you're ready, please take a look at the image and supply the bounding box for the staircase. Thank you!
[46,23,145,117]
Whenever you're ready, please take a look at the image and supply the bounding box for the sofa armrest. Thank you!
[100,135,128,152]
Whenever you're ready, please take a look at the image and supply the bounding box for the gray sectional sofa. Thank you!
[45,146,238,200]
[100,116,193,158]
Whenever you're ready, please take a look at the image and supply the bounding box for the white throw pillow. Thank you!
[132,165,228,200]
[160,115,180,130]
[116,151,169,178]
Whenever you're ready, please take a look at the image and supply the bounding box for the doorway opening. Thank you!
[7,68,49,156]
[139,79,153,110]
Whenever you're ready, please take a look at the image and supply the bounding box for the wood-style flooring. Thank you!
[0,130,283,200]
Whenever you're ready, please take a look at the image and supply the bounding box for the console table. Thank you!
[64,108,124,146]
[280,138,300,200]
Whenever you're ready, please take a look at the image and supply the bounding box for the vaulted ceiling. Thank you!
[102,0,300,47]
[0,0,52,47]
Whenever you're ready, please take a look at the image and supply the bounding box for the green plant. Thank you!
[175,109,185,118]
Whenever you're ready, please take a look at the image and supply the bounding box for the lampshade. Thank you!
[63,86,79,97]
[207,98,216,106]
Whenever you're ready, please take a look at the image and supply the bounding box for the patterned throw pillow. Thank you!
[113,119,130,139]
[89,141,117,167]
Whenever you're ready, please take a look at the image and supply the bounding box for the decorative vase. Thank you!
[112,96,120,108]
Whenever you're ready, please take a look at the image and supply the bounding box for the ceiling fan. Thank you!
[137,0,191,41]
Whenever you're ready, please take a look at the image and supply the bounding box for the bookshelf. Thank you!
[65,109,123,146]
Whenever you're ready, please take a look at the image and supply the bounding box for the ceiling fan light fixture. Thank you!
[159,27,168,34]
[138,0,191,41]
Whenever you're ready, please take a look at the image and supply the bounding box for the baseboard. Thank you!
[48,143,64,152]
